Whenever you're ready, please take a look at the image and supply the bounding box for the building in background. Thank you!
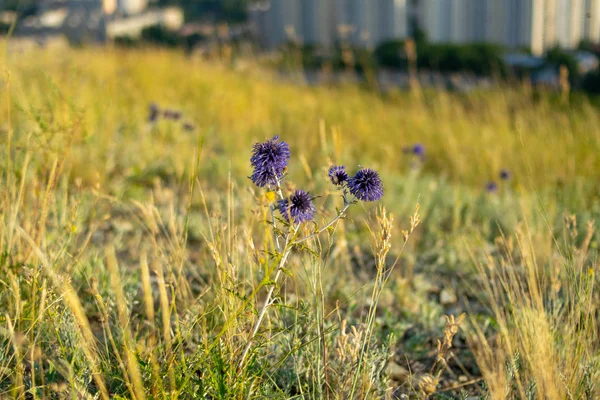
[416,0,545,53]
[553,0,583,48]
[9,0,600,53]
[116,0,147,15]
[266,0,302,46]
[106,7,183,39]
[252,0,600,55]
[254,0,408,48]
[334,0,408,47]
[506,0,545,55]
[103,0,117,14]
[416,0,600,55]
[302,0,336,47]
[583,0,600,42]
[15,0,107,43]
[375,0,408,44]
[11,0,181,44]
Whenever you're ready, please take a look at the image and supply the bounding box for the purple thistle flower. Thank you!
[486,181,498,193]
[250,135,291,187]
[499,169,511,181]
[412,143,425,156]
[348,168,384,202]
[277,190,315,223]
[328,165,348,186]
[163,109,182,120]
[148,103,159,122]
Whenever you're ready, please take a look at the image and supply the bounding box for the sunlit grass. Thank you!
[0,46,598,399]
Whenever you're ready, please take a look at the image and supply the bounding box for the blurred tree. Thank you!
[416,43,506,76]
[374,40,407,69]
[545,46,579,81]
[157,0,250,22]
[1,0,38,17]
[141,25,181,47]
[578,39,600,57]
[581,69,600,93]
[412,26,427,48]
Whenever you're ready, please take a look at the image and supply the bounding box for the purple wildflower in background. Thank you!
[148,103,159,122]
[250,135,291,187]
[277,190,315,223]
[183,122,195,132]
[402,143,425,163]
[486,181,498,193]
[164,109,182,120]
[500,169,511,181]
[328,165,348,186]
[348,168,384,201]
[412,143,425,156]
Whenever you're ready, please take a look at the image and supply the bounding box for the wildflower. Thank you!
[348,168,384,201]
[183,122,195,132]
[500,169,511,181]
[264,191,276,203]
[328,165,348,186]
[412,143,425,156]
[486,181,498,193]
[277,189,315,223]
[250,135,291,187]
[148,103,159,122]
[163,109,182,120]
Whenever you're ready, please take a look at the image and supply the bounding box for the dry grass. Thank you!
[0,46,598,399]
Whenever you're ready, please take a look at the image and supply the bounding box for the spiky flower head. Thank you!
[412,143,425,156]
[348,168,384,202]
[164,109,182,120]
[250,135,291,187]
[277,190,315,223]
[328,165,348,186]
[486,181,498,193]
[148,103,159,122]
[499,169,511,181]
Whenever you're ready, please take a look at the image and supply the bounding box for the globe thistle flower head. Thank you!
[412,143,425,156]
[328,165,348,186]
[277,189,315,223]
[250,135,291,187]
[499,169,511,181]
[348,168,384,202]
[164,109,182,120]
[486,181,498,193]
[148,103,159,122]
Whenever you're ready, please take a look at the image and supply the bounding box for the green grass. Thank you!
[0,47,598,399]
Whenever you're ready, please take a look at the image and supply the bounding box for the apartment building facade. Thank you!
[252,0,600,54]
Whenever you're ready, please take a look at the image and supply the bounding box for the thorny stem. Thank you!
[269,204,281,251]
[269,173,286,252]
[239,224,300,370]
[240,188,353,370]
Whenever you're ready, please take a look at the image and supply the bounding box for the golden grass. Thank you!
[3,48,600,191]
[0,46,598,399]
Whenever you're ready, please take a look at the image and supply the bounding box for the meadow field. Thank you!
[0,48,599,399]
